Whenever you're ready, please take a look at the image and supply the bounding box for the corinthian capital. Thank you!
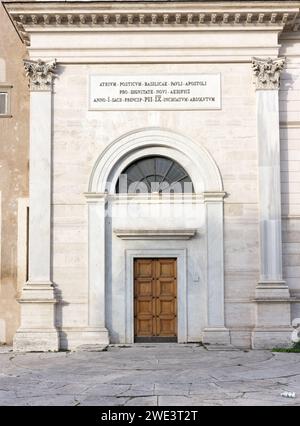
[252,57,285,90]
[24,59,57,91]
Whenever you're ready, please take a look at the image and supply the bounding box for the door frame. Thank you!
[125,249,187,343]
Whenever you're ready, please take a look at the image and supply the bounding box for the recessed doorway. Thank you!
[134,258,177,342]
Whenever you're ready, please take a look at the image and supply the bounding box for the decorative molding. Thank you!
[292,16,300,32]
[203,191,227,202]
[282,215,300,220]
[5,2,300,45]
[85,192,204,204]
[88,128,223,194]
[252,57,286,90]
[23,59,57,91]
[280,121,300,128]
[84,192,107,203]
[114,228,197,240]
[11,11,299,29]
[0,83,13,89]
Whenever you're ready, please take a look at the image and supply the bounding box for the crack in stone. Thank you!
[1,349,300,406]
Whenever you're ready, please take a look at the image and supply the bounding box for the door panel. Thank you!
[135,258,153,277]
[134,258,177,342]
[134,278,154,337]
[156,259,176,277]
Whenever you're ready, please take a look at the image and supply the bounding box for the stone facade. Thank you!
[0,1,29,345]
[1,1,300,350]
[280,27,300,336]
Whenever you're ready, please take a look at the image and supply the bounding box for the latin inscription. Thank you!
[89,74,221,110]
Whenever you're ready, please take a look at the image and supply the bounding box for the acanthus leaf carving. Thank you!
[24,59,57,91]
[252,57,286,90]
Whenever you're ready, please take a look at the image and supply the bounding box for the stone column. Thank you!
[202,192,230,348]
[13,59,59,352]
[251,57,292,349]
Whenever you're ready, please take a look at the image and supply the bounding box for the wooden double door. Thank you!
[134,258,177,342]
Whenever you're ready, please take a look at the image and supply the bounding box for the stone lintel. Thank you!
[114,228,197,240]
[84,192,107,204]
[203,191,226,202]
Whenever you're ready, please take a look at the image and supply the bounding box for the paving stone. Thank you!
[0,346,13,354]
[2,395,78,406]
[0,345,299,406]
[79,396,129,406]
[125,396,158,406]
[84,384,132,397]
[154,383,191,396]
[158,395,224,406]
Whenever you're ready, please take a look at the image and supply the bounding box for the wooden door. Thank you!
[134,258,177,342]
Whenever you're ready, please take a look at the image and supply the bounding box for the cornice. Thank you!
[4,2,300,45]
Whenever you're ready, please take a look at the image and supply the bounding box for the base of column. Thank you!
[13,281,59,352]
[59,327,110,351]
[255,280,290,299]
[13,329,59,352]
[202,327,231,349]
[252,327,293,349]
[252,280,292,349]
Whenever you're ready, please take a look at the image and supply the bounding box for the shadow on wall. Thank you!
[53,284,70,351]
[0,319,5,343]
[105,197,114,342]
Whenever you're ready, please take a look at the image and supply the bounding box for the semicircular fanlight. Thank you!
[116,156,194,194]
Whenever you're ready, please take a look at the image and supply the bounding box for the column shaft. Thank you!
[29,91,52,282]
[257,90,283,282]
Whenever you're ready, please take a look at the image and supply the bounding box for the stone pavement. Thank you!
[0,343,299,406]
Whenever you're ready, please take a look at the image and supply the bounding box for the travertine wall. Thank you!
[280,34,300,321]
[0,2,29,344]
[52,62,258,346]
[1,0,299,348]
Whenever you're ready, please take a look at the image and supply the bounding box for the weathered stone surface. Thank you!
[0,3,29,346]
[0,345,299,406]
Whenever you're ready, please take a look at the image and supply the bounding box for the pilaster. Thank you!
[13,59,59,352]
[202,192,231,348]
[57,194,110,350]
[81,194,110,347]
[251,57,292,349]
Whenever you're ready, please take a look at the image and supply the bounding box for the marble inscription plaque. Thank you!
[89,74,221,110]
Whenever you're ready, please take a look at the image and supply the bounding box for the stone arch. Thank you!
[86,127,228,347]
[88,128,223,194]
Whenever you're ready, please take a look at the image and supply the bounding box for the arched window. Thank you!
[116,156,194,193]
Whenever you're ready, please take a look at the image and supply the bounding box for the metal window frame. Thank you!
[116,155,194,193]
[0,84,12,117]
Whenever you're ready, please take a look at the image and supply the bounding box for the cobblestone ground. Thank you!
[0,344,300,406]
